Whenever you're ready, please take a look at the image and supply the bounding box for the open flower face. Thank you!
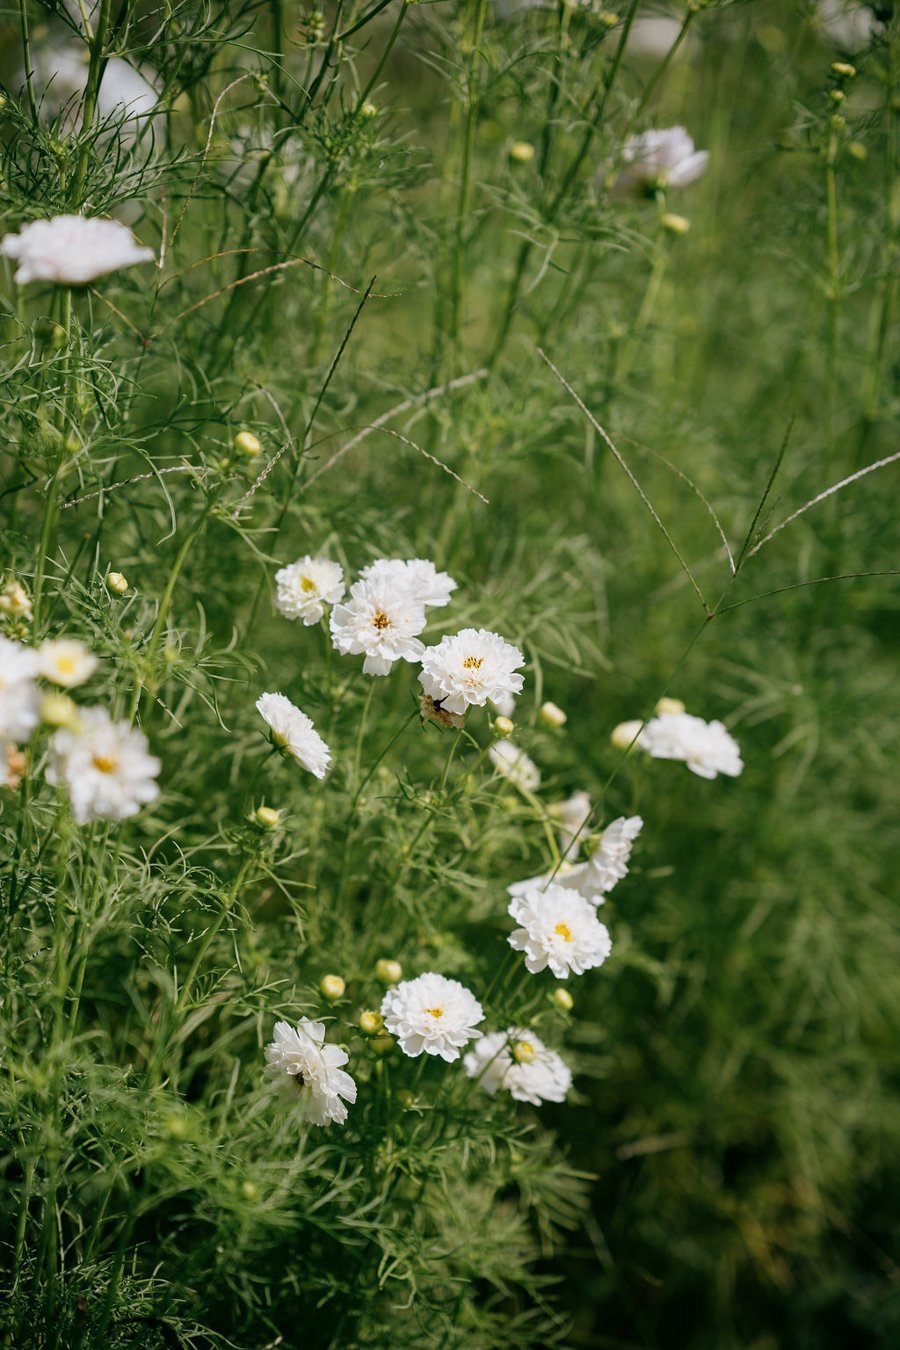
[359,557,457,609]
[264,1019,357,1126]
[419,627,525,715]
[381,972,484,1062]
[46,706,161,824]
[640,713,743,779]
[37,638,97,689]
[330,578,426,676]
[464,1028,572,1106]
[508,883,612,979]
[613,126,709,196]
[274,556,345,625]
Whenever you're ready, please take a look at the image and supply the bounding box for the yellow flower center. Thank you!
[372,609,390,630]
[300,576,316,593]
[554,923,572,942]
[91,754,118,774]
[56,654,77,674]
[425,1006,444,1019]
[462,656,483,669]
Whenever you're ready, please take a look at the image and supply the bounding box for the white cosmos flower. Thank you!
[640,712,743,780]
[381,972,484,1062]
[264,1019,357,1127]
[0,579,33,621]
[46,706,161,824]
[419,627,525,716]
[1,216,155,286]
[330,579,426,676]
[0,637,40,743]
[359,557,457,608]
[488,740,541,793]
[508,884,612,979]
[274,555,345,625]
[490,690,517,718]
[584,815,643,894]
[551,789,592,857]
[508,860,602,906]
[37,638,97,689]
[464,1028,572,1106]
[613,127,709,196]
[256,692,331,778]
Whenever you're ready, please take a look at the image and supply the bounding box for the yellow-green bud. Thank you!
[830,88,845,104]
[40,693,79,729]
[512,1039,537,1064]
[360,100,377,118]
[374,958,402,984]
[320,974,346,1000]
[661,213,690,236]
[831,62,856,80]
[359,1010,384,1035]
[254,805,282,829]
[106,571,128,595]
[234,430,261,458]
[847,140,868,161]
[539,701,567,728]
[656,696,685,716]
[611,718,643,751]
[241,1180,259,1200]
[370,1033,394,1056]
[396,1088,415,1109]
[494,715,515,737]
[598,10,619,27]
[509,140,535,164]
[551,988,574,1013]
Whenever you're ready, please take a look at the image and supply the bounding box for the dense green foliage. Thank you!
[1,1,899,1347]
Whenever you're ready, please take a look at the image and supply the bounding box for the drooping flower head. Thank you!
[359,557,457,609]
[46,706,161,824]
[488,740,541,793]
[583,815,643,894]
[639,712,742,779]
[330,578,426,676]
[508,883,612,979]
[612,127,709,197]
[464,1028,572,1106]
[37,638,97,689]
[274,556,345,626]
[0,637,40,743]
[256,693,331,778]
[1,216,155,286]
[381,972,484,1062]
[264,1019,357,1127]
[419,627,525,716]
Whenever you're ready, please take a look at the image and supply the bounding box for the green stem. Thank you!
[133,519,205,719]
[450,0,488,369]
[70,0,113,207]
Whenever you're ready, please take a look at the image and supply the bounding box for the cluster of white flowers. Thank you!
[264,1020,357,1126]
[256,692,331,778]
[1,216,155,286]
[464,1029,572,1106]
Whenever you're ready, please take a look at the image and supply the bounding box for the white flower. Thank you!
[550,789,592,857]
[508,884,612,979]
[256,692,331,778]
[0,637,40,743]
[613,127,709,196]
[1,216,155,286]
[0,579,33,621]
[640,712,743,779]
[488,740,541,793]
[490,690,517,719]
[359,557,457,609]
[464,1028,572,1106]
[584,815,643,893]
[330,579,426,676]
[264,1019,357,1127]
[419,628,525,715]
[26,44,159,140]
[381,972,484,1062]
[274,556,345,625]
[46,706,161,824]
[37,638,97,688]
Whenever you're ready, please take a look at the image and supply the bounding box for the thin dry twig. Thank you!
[747,450,900,559]
[60,465,213,510]
[713,570,900,616]
[372,425,489,504]
[624,436,736,574]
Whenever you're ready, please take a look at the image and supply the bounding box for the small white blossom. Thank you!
[464,1028,572,1106]
[0,637,40,743]
[584,815,643,894]
[264,1019,357,1127]
[381,972,484,1062]
[256,692,331,778]
[274,556,345,625]
[551,789,592,857]
[1,215,155,286]
[0,579,33,621]
[613,127,709,196]
[37,638,97,688]
[360,557,457,608]
[419,628,525,715]
[488,740,541,793]
[46,706,161,824]
[640,712,743,779]
[508,884,612,979]
[330,579,426,676]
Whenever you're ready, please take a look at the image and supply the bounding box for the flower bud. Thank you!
[254,805,282,829]
[512,1039,537,1064]
[847,141,868,161]
[831,62,856,80]
[494,715,514,737]
[661,213,690,236]
[359,1010,384,1036]
[320,974,346,1001]
[241,1180,259,1200]
[106,571,128,595]
[396,1088,415,1109]
[374,958,403,985]
[551,988,574,1013]
[598,10,618,26]
[509,140,535,164]
[610,718,643,751]
[40,693,79,729]
[655,697,685,716]
[830,88,845,104]
[234,430,261,458]
[539,701,567,728]
[360,100,377,118]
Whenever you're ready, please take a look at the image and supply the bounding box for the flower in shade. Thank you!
[330,578,426,676]
[37,638,97,689]
[488,740,541,793]
[612,127,709,197]
[381,972,484,1062]
[464,1028,572,1106]
[1,215,155,286]
[550,789,592,857]
[274,556,345,625]
[256,692,331,778]
[264,1019,357,1126]
[0,637,40,743]
[584,815,643,893]
[508,884,612,978]
[640,712,742,779]
[419,628,525,715]
[360,557,457,608]
[46,706,161,824]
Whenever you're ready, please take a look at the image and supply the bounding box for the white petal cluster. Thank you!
[0,637,40,743]
[419,628,525,715]
[274,555,345,625]
[46,706,161,824]
[360,557,457,608]
[490,691,517,718]
[488,740,541,793]
[264,1019,357,1127]
[1,216,155,286]
[464,1028,572,1106]
[0,579,33,621]
[508,883,612,979]
[256,692,331,778]
[640,713,743,779]
[584,815,644,893]
[330,579,426,676]
[381,972,484,1062]
[614,127,709,195]
[37,638,97,689]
